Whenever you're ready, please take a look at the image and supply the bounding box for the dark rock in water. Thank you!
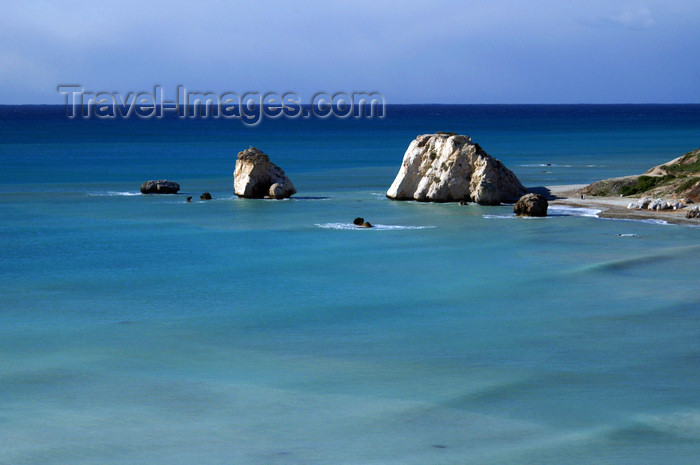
[514,193,548,217]
[233,147,296,199]
[200,192,212,200]
[459,200,469,205]
[186,196,192,203]
[141,179,180,194]
[353,217,373,227]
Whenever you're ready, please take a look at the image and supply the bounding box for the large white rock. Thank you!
[233,147,296,199]
[386,133,526,204]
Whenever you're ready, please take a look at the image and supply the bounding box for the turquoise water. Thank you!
[1,106,699,464]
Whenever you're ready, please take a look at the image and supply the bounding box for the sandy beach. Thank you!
[542,184,700,226]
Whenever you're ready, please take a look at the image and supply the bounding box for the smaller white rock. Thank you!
[648,198,667,210]
[669,201,683,210]
[233,147,296,199]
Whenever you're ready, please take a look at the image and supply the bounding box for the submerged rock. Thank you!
[233,147,296,199]
[386,133,525,205]
[140,179,180,194]
[514,193,548,217]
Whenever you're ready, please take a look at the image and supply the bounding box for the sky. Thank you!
[1,0,699,104]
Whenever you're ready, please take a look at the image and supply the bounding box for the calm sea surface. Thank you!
[1,105,699,464]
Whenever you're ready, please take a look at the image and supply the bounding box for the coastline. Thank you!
[542,184,700,226]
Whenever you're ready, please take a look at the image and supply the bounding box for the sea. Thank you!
[1,105,699,465]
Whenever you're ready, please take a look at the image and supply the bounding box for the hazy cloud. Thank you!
[592,6,655,29]
[0,1,698,103]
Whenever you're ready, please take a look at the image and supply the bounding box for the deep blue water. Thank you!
[1,105,699,465]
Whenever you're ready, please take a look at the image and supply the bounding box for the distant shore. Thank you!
[542,184,699,226]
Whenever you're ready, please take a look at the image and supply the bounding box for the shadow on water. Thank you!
[526,186,558,200]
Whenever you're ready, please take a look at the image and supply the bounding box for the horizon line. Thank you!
[2,102,700,106]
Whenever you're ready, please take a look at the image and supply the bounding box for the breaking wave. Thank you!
[87,191,141,197]
[315,223,435,231]
[483,206,601,219]
[548,205,601,217]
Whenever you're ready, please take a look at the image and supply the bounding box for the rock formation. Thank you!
[200,192,212,200]
[514,193,548,217]
[353,217,373,228]
[386,133,526,205]
[627,197,687,211]
[686,206,700,218]
[233,147,296,199]
[140,180,180,194]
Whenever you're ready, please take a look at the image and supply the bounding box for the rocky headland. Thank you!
[582,148,700,202]
[545,148,700,224]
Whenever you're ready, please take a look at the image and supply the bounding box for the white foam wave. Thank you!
[482,206,602,220]
[520,164,573,168]
[548,205,601,217]
[520,164,605,168]
[87,191,141,197]
[315,223,435,231]
[603,217,670,226]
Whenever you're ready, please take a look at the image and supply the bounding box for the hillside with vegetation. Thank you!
[582,148,700,202]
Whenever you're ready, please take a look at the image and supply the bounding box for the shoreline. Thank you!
[541,184,700,226]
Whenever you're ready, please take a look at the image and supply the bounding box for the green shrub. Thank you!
[620,175,676,196]
[676,177,699,193]
[663,150,700,174]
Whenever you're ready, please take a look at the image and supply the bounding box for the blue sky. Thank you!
[2,0,699,103]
